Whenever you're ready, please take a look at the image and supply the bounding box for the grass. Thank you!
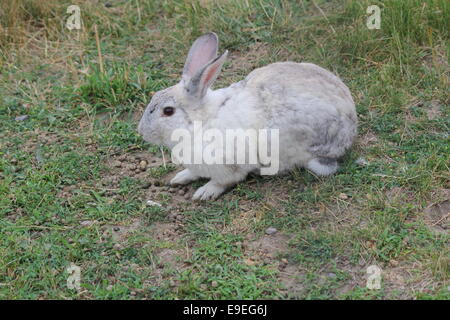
[0,0,449,299]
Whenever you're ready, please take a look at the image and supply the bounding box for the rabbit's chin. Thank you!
[140,131,165,147]
[140,133,155,144]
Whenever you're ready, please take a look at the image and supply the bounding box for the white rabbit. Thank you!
[138,32,357,200]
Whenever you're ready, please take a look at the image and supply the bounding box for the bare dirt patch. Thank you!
[422,45,449,72]
[243,232,308,297]
[331,254,447,299]
[278,264,307,298]
[424,200,449,235]
[219,42,297,86]
[222,208,264,234]
[105,218,189,290]
[105,151,200,207]
[105,218,143,243]
[424,100,443,120]
[383,260,446,299]
[246,233,291,259]
[385,186,415,204]
[356,131,379,147]
[145,221,190,290]
[227,42,272,77]
[151,221,183,244]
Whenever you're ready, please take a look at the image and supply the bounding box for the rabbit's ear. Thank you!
[184,50,228,99]
[183,33,218,79]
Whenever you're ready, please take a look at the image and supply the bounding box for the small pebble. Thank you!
[15,115,28,121]
[338,193,349,200]
[389,259,399,267]
[178,189,186,196]
[80,220,94,227]
[141,182,151,189]
[265,227,278,235]
[139,160,147,170]
[211,281,218,288]
[328,272,337,278]
[355,157,369,166]
[146,200,162,207]
[184,193,190,200]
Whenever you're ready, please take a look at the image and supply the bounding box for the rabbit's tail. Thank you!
[307,157,338,176]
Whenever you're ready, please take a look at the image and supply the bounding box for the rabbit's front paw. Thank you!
[192,181,226,201]
[170,169,199,186]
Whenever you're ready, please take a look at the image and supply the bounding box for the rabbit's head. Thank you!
[138,32,228,147]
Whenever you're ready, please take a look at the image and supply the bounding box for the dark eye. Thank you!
[163,107,175,116]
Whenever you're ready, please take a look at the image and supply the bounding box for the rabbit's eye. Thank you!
[163,107,175,116]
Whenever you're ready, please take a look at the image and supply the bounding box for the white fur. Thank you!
[307,159,338,176]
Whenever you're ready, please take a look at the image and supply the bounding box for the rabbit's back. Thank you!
[242,62,357,170]
[244,62,355,115]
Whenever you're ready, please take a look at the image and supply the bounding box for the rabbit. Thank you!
[138,32,357,200]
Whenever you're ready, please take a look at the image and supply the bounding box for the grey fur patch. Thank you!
[185,72,201,96]
[317,157,337,166]
[257,84,267,104]
[308,114,356,159]
[228,164,240,173]
[219,96,231,108]
[148,89,174,112]
[141,89,176,130]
